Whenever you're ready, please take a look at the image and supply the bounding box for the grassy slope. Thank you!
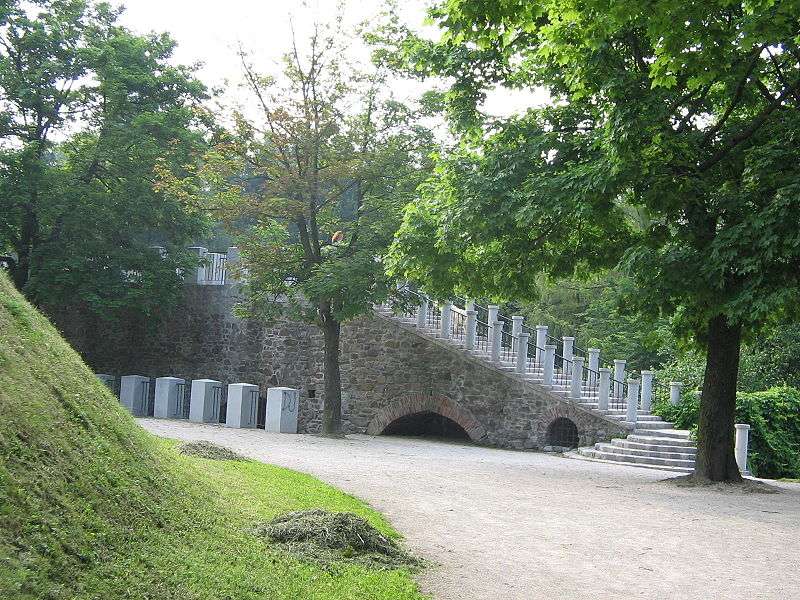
[0,273,424,600]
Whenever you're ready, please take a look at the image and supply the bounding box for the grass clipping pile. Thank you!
[254,509,422,571]
[179,441,245,461]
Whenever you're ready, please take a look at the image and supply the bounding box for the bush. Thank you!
[654,387,800,479]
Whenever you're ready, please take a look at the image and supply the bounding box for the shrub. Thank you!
[654,387,800,479]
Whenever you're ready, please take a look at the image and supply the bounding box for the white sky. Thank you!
[113,0,548,117]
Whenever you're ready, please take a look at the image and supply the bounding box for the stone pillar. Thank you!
[669,381,683,405]
[465,310,477,350]
[226,246,242,284]
[491,320,503,363]
[416,296,429,329]
[120,375,150,417]
[487,305,499,342]
[734,423,751,476]
[189,379,223,423]
[570,356,585,400]
[187,246,208,284]
[535,325,548,363]
[543,344,556,386]
[511,315,524,353]
[587,348,600,385]
[154,376,185,419]
[562,336,575,375]
[598,368,611,411]
[96,373,115,391]
[266,387,299,433]
[613,359,626,398]
[441,301,453,339]
[226,383,259,429]
[515,332,530,374]
[465,299,475,311]
[626,379,640,423]
[640,370,654,413]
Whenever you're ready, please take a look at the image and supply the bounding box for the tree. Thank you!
[383,1,800,480]
[161,25,435,434]
[0,0,209,323]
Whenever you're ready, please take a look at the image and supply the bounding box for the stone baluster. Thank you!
[613,359,626,399]
[465,309,477,350]
[465,299,475,311]
[570,356,585,400]
[597,368,611,411]
[735,424,751,476]
[562,336,575,375]
[543,344,556,386]
[515,332,530,374]
[491,320,503,363]
[488,305,499,342]
[640,370,654,413]
[535,325,548,363]
[511,315,524,353]
[626,379,640,423]
[416,297,429,329]
[441,301,453,339]
[669,381,683,405]
[587,348,600,385]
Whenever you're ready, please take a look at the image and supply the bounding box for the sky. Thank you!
[112,0,548,118]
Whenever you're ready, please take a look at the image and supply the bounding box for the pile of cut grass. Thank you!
[0,272,424,600]
[179,440,245,461]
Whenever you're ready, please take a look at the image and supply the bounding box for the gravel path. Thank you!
[139,419,800,600]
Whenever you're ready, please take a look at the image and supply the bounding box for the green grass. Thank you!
[0,272,425,599]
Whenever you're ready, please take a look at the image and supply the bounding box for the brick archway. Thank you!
[366,393,488,442]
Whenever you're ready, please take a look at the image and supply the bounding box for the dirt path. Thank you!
[139,419,800,600]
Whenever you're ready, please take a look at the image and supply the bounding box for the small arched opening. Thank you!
[546,417,579,449]
[381,411,471,441]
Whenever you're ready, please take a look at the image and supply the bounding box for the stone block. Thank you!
[266,387,299,433]
[154,377,186,419]
[190,379,223,423]
[120,375,150,417]
[226,383,259,429]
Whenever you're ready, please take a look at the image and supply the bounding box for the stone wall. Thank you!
[55,284,628,447]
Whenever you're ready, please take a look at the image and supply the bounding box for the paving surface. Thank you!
[139,419,800,600]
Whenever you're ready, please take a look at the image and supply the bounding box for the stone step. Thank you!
[627,434,695,446]
[572,448,694,473]
[586,448,696,468]
[595,443,696,461]
[602,414,663,422]
[631,421,676,430]
[613,439,697,454]
[632,428,691,439]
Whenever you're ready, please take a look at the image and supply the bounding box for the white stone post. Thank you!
[511,315,524,353]
[187,246,208,284]
[416,296,429,329]
[120,375,150,417]
[562,336,575,375]
[516,332,530,374]
[543,344,556,386]
[465,299,475,311]
[613,359,626,399]
[189,379,223,423]
[535,325,548,363]
[266,387,299,433]
[226,383,260,428]
[487,305,499,342]
[491,320,503,363]
[734,423,751,476]
[669,381,683,405]
[465,310,477,350]
[640,370,654,413]
[587,348,600,385]
[626,379,640,423]
[598,368,611,411]
[154,376,185,419]
[570,356,585,400]
[441,301,453,339]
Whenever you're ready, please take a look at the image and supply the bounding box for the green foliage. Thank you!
[0,0,210,324]
[0,271,424,599]
[655,387,800,479]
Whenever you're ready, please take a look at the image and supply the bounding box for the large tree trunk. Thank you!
[694,314,743,482]
[320,311,343,436]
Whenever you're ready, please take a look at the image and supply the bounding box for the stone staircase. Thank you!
[376,299,696,473]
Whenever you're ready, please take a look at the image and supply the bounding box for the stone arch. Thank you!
[366,393,488,442]
[546,417,579,448]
